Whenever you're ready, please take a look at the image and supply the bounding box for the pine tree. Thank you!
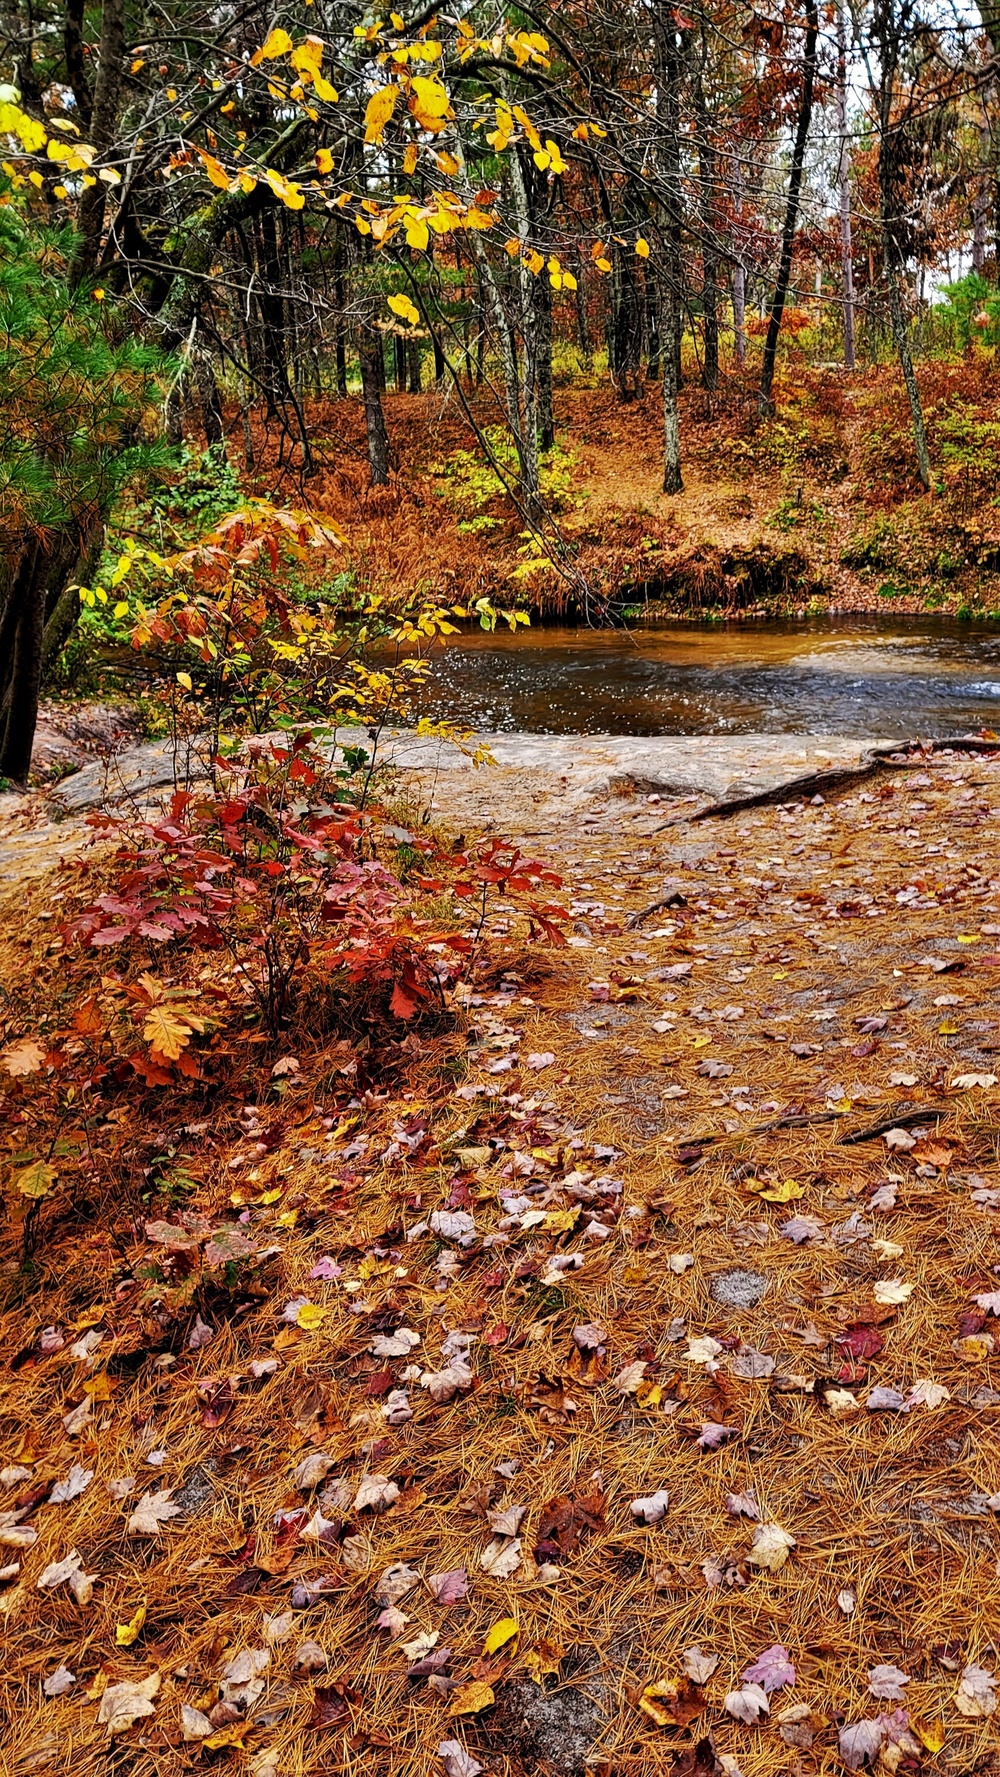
[0,184,171,783]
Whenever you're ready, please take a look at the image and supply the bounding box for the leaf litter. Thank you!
[3,746,1000,1771]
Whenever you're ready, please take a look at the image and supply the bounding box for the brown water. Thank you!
[412,616,1000,737]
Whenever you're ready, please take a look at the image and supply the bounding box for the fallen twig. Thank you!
[653,735,1000,828]
[837,1104,950,1144]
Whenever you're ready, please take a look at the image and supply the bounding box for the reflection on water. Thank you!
[411,616,1000,737]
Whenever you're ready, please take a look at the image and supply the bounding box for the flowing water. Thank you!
[412,616,1000,737]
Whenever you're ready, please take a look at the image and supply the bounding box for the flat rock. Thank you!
[50,729,885,814]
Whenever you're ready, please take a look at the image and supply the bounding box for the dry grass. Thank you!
[2,750,1000,1775]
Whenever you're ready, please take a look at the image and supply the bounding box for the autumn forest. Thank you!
[3,0,1000,1773]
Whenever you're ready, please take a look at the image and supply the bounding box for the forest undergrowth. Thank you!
[2,742,1000,1777]
[194,357,1000,627]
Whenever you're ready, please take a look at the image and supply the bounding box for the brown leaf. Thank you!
[310,1680,363,1729]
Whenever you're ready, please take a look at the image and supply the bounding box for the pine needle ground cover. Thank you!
[1,750,1000,1777]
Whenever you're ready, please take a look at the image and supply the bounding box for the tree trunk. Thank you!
[573,250,592,365]
[875,0,931,488]
[732,262,746,366]
[836,0,857,369]
[70,0,126,284]
[194,349,225,447]
[0,542,46,784]
[394,334,407,392]
[654,1,686,488]
[758,0,819,414]
[660,274,683,493]
[535,274,555,451]
[407,338,422,392]
[359,337,390,485]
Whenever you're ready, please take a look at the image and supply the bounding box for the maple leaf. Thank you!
[839,1718,885,1769]
[747,1522,795,1570]
[742,1645,796,1692]
[631,1489,670,1523]
[439,1740,483,1777]
[1,1039,46,1076]
[127,1489,182,1535]
[97,1671,160,1734]
[955,1663,997,1717]
[427,1568,468,1605]
[869,1663,910,1701]
[725,1682,769,1723]
[682,1647,719,1683]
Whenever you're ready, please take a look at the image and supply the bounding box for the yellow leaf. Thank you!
[115,1603,146,1647]
[523,1640,564,1683]
[296,1302,327,1330]
[14,1161,58,1199]
[176,671,192,690]
[83,1372,114,1400]
[691,1034,712,1049]
[409,74,453,132]
[198,151,231,190]
[957,933,979,944]
[449,1680,495,1716]
[404,215,429,251]
[403,142,418,173]
[483,1617,518,1656]
[543,138,566,174]
[388,293,420,324]
[912,1717,945,1753]
[364,84,398,144]
[746,1176,803,1203]
[635,237,650,257]
[142,1005,193,1062]
[252,26,292,63]
[315,147,334,173]
[264,167,304,209]
[595,257,612,273]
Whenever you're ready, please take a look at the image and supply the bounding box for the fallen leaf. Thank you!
[725,1682,769,1723]
[427,1567,468,1605]
[747,1522,795,1571]
[682,1647,719,1683]
[639,1676,703,1727]
[127,1490,181,1535]
[181,1703,212,1740]
[354,1474,399,1512]
[955,1662,996,1717]
[479,1536,521,1578]
[97,1670,160,1735]
[49,1464,94,1504]
[483,1615,518,1655]
[839,1717,884,1769]
[43,1665,75,1697]
[742,1645,796,1693]
[906,1379,950,1409]
[873,1279,914,1305]
[869,1663,910,1701]
[631,1489,670,1524]
[438,1739,483,1777]
[449,1680,495,1716]
[2,1039,46,1076]
[115,1602,146,1646]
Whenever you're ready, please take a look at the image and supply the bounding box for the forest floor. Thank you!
[2,736,1000,1776]
[267,355,1000,620]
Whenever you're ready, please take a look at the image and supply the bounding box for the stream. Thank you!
[412,615,1000,737]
